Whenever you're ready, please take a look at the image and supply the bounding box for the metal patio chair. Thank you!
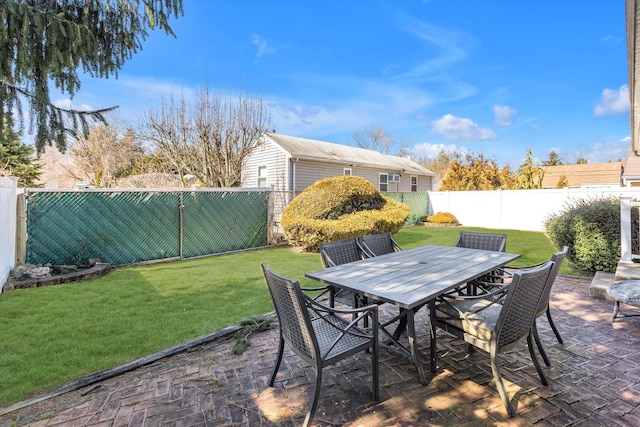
[480,246,568,366]
[455,231,507,294]
[359,232,403,257]
[432,260,553,417]
[319,238,370,308]
[358,232,409,336]
[454,230,507,252]
[261,263,379,427]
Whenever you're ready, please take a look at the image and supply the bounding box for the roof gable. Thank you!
[263,132,435,176]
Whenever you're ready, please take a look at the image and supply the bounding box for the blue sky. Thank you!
[56,0,630,168]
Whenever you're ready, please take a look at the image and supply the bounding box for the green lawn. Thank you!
[0,225,574,407]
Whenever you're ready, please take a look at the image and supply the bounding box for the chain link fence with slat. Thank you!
[25,189,271,266]
[23,189,428,267]
[382,191,429,225]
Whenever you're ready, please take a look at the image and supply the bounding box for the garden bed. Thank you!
[4,262,110,291]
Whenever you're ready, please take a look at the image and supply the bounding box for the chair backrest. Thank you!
[359,232,402,257]
[537,246,568,314]
[319,238,367,268]
[495,260,553,351]
[261,263,318,364]
[455,231,506,252]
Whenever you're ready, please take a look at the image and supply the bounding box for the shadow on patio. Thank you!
[1,275,639,426]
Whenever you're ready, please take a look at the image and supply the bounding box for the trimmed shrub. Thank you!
[281,176,411,251]
[545,197,639,274]
[423,212,459,224]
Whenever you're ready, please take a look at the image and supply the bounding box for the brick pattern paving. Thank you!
[2,275,640,426]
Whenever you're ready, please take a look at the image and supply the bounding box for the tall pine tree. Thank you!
[516,148,544,189]
[0,1,183,154]
[0,118,41,187]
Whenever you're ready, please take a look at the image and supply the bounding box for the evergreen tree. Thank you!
[0,0,183,154]
[0,118,41,187]
[423,150,453,190]
[556,175,569,188]
[440,152,516,191]
[516,148,544,189]
[543,150,563,166]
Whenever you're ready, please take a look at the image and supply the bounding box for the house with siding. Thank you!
[242,132,436,195]
[540,162,622,188]
[622,150,640,186]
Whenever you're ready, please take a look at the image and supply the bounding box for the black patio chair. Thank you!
[432,260,553,417]
[455,231,507,294]
[479,246,568,366]
[454,230,507,252]
[359,232,403,257]
[358,232,408,336]
[261,263,379,427]
[319,238,370,308]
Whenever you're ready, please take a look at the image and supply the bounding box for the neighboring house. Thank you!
[622,149,640,186]
[540,162,622,188]
[242,132,436,195]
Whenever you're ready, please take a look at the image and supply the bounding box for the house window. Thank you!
[344,168,352,176]
[257,166,267,187]
[411,176,418,192]
[379,173,388,192]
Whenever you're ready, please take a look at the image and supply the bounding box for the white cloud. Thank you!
[54,98,93,111]
[431,114,496,141]
[252,34,275,59]
[594,85,629,117]
[601,34,622,44]
[531,123,545,134]
[413,142,468,159]
[493,105,516,127]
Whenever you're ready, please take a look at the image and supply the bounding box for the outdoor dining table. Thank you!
[305,244,520,385]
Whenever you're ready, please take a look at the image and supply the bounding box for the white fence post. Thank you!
[620,196,632,263]
[0,177,18,292]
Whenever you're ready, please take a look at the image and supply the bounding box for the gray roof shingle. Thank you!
[265,132,435,176]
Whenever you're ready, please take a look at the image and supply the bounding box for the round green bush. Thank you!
[545,197,639,274]
[281,176,411,251]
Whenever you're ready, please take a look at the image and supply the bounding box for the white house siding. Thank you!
[291,161,432,193]
[292,160,345,190]
[242,138,289,190]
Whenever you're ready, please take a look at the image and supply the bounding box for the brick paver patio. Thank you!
[1,275,640,426]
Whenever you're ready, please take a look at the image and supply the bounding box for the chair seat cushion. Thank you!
[434,298,501,342]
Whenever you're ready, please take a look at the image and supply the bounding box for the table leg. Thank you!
[406,308,427,385]
[429,300,437,373]
[610,301,620,322]
[392,308,408,341]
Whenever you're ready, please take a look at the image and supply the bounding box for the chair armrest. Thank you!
[438,284,510,314]
[502,260,547,273]
[301,285,332,302]
[301,285,331,292]
[304,294,379,335]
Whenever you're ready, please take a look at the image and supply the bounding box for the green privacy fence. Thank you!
[383,192,429,225]
[23,189,428,266]
[25,189,270,266]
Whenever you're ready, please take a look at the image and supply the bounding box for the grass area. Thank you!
[0,225,574,407]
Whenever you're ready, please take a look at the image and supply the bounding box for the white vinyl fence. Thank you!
[0,177,18,292]
[429,187,640,232]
